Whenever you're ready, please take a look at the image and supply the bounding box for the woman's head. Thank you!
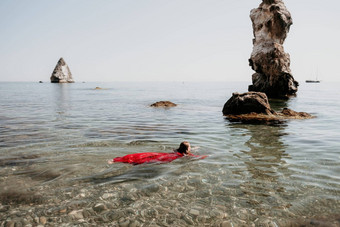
[177,141,191,155]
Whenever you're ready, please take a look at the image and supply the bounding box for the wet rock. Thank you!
[50,58,74,83]
[101,193,114,199]
[0,189,43,205]
[34,217,39,224]
[56,207,67,214]
[128,220,140,227]
[281,108,312,118]
[4,221,15,227]
[225,108,314,124]
[150,101,177,108]
[248,0,298,98]
[82,209,94,218]
[93,203,107,213]
[68,210,84,219]
[189,209,200,216]
[66,200,87,210]
[118,218,130,227]
[222,92,275,115]
[0,205,10,212]
[279,214,340,227]
[221,221,233,227]
[182,214,194,225]
[223,92,314,124]
[39,216,47,225]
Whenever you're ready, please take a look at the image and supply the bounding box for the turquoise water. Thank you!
[0,82,339,226]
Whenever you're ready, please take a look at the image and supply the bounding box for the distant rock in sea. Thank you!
[50,58,74,83]
[150,101,177,108]
[223,92,313,124]
[248,0,298,98]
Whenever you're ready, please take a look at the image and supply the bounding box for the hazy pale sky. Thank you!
[0,0,339,82]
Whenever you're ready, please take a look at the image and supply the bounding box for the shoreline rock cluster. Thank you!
[223,0,312,123]
[223,92,314,124]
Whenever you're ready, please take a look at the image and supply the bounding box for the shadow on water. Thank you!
[76,163,168,185]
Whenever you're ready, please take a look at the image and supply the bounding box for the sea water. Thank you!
[0,81,339,226]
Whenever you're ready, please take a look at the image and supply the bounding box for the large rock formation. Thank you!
[223,92,313,124]
[50,58,74,83]
[248,0,298,98]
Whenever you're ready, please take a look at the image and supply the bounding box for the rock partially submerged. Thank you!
[150,101,177,108]
[223,92,313,124]
[248,0,298,98]
[50,58,74,83]
[222,92,274,115]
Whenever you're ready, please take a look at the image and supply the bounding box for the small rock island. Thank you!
[50,58,74,83]
[223,92,313,124]
[150,101,177,108]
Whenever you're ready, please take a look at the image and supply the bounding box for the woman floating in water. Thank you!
[108,141,206,165]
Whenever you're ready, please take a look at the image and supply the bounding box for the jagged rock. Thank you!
[222,92,275,115]
[50,58,74,83]
[222,92,314,124]
[150,101,177,107]
[248,0,298,98]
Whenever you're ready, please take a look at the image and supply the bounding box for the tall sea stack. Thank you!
[248,0,298,98]
[50,58,74,83]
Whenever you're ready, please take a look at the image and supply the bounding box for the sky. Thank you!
[0,0,339,82]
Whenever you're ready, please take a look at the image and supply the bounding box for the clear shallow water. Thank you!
[0,81,339,226]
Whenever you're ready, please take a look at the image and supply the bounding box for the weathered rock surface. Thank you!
[222,92,274,115]
[223,92,314,124]
[150,101,177,107]
[248,0,298,98]
[50,58,74,83]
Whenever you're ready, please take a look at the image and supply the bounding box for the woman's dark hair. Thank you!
[176,141,190,154]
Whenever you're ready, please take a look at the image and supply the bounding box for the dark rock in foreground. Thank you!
[50,58,74,83]
[248,0,298,98]
[222,92,274,115]
[150,101,177,107]
[223,92,314,124]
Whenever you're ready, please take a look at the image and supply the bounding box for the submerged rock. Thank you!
[222,92,314,124]
[50,58,74,83]
[248,0,298,98]
[150,101,177,107]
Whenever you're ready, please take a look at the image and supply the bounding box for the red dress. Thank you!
[113,152,206,165]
